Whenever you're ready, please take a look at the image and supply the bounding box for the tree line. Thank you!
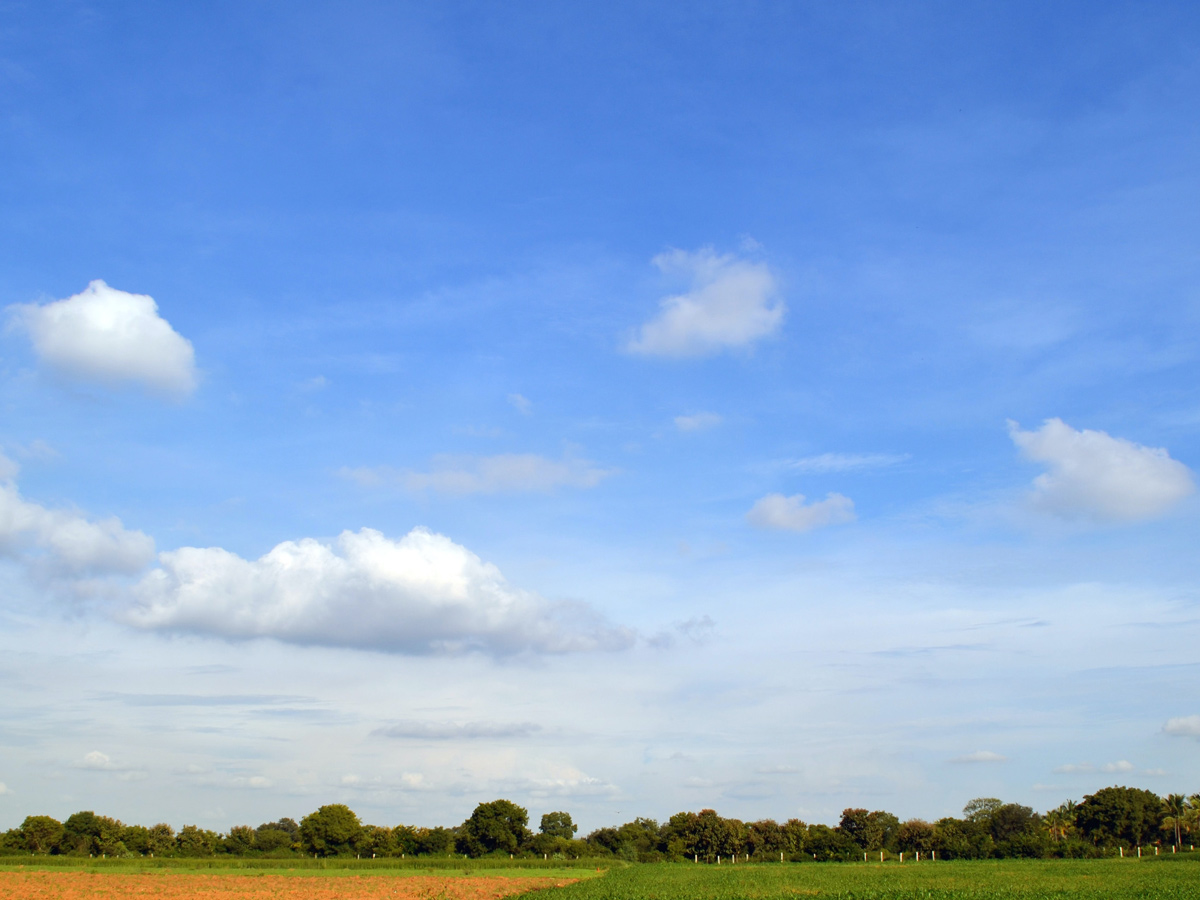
[4,786,1198,861]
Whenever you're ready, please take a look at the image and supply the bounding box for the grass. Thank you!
[532,857,1200,900]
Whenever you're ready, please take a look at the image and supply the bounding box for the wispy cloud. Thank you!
[785,452,908,473]
[949,750,1008,764]
[508,393,533,415]
[674,412,723,432]
[373,720,542,740]
[342,453,614,495]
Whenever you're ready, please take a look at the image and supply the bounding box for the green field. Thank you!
[543,858,1198,900]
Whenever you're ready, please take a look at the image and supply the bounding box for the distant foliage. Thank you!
[3,787,1197,861]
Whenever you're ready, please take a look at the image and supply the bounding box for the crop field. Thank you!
[0,858,1196,899]
[546,858,1199,900]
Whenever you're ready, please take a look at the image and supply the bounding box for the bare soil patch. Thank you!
[0,871,575,900]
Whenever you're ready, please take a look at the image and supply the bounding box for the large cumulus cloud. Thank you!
[127,526,634,656]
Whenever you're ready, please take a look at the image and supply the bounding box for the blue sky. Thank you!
[1,1,1199,832]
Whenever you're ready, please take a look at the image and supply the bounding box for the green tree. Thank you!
[225,825,257,855]
[838,809,900,852]
[360,825,396,857]
[121,825,152,856]
[300,805,364,857]
[20,816,63,854]
[147,824,176,856]
[459,800,530,857]
[1076,786,1164,848]
[412,826,454,856]
[177,825,219,857]
[539,811,577,840]
[897,819,935,853]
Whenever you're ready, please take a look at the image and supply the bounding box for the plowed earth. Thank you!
[0,872,575,900]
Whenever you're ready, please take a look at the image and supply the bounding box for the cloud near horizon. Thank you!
[341,452,613,495]
[11,280,197,396]
[126,526,634,656]
[746,492,856,532]
[628,247,784,357]
[1008,418,1194,522]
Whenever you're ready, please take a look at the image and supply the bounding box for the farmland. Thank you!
[1,857,1196,900]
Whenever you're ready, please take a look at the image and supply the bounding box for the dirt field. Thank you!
[0,871,575,900]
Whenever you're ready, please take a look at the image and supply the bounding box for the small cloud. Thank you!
[373,720,542,740]
[746,492,855,532]
[950,750,1008,764]
[1009,418,1194,522]
[10,280,197,396]
[1054,763,1095,774]
[300,376,328,391]
[77,751,116,770]
[508,393,533,415]
[1163,715,1200,737]
[785,453,908,473]
[1101,760,1134,773]
[341,774,362,785]
[0,452,17,481]
[0,782,10,795]
[1144,768,1167,776]
[628,247,784,357]
[231,775,272,789]
[342,453,614,495]
[674,412,723,432]
[399,773,429,790]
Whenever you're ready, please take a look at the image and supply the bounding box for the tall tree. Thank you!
[299,805,364,857]
[459,800,530,857]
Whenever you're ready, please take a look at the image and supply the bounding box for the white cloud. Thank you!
[746,492,856,532]
[1164,715,1200,737]
[11,280,196,395]
[786,452,908,473]
[1053,762,1094,773]
[628,247,784,357]
[342,453,613,495]
[1009,418,1194,522]
[508,393,533,415]
[0,476,155,575]
[1101,760,1134,773]
[674,412,723,432]
[77,750,116,770]
[127,526,633,656]
[373,720,542,740]
[0,783,9,795]
[950,750,1008,764]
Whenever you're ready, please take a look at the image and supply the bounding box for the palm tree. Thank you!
[1163,794,1187,847]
